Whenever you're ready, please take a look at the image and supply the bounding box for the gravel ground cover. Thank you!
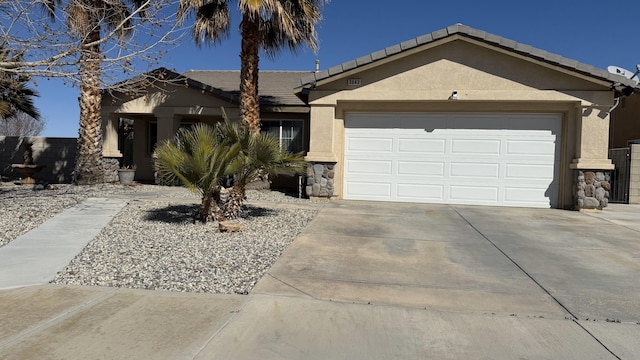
[1,182,321,294]
[0,182,161,248]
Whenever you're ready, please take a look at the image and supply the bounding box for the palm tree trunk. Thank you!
[74,24,105,185]
[239,13,261,134]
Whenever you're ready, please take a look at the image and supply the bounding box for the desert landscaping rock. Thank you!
[0,182,319,294]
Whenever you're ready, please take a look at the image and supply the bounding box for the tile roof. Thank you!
[183,70,310,107]
[295,23,636,89]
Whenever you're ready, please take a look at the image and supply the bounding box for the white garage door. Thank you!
[343,113,562,208]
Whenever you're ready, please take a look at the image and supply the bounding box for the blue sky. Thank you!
[35,0,639,137]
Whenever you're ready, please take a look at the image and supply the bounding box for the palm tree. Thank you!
[0,50,41,121]
[43,0,148,184]
[214,115,306,218]
[154,123,242,222]
[178,0,325,133]
[154,118,306,222]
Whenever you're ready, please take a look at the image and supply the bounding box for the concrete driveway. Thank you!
[2,201,640,359]
[254,202,640,322]
[240,201,640,358]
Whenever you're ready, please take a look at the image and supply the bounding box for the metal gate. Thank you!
[609,147,631,203]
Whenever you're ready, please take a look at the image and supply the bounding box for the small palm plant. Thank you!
[215,117,307,218]
[154,123,242,222]
[154,116,306,223]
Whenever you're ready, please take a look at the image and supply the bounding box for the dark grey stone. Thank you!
[313,164,324,176]
[595,188,606,201]
[305,186,312,197]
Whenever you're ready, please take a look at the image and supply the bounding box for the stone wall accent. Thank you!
[305,162,335,198]
[103,158,120,183]
[575,170,610,210]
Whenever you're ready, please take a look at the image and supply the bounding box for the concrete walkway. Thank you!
[0,198,127,289]
[1,199,640,359]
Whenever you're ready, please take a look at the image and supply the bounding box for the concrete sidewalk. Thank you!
[1,199,640,359]
[0,285,627,360]
[0,198,127,289]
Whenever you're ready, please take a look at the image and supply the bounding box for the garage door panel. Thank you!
[397,161,445,176]
[344,113,561,208]
[345,181,391,198]
[450,162,500,178]
[347,137,393,152]
[450,186,499,202]
[398,138,446,153]
[451,139,501,155]
[396,184,445,200]
[506,140,556,156]
[504,187,552,205]
[505,164,555,180]
[346,159,392,175]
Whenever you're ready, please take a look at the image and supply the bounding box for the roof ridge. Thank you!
[296,23,635,88]
[183,70,312,73]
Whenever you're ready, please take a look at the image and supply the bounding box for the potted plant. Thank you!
[117,165,136,185]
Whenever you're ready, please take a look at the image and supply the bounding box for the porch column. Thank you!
[154,109,180,143]
[102,113,122,158]
[570,105,614,210]
[305,105,338,199]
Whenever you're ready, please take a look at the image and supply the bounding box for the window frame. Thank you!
[261,118,305,154]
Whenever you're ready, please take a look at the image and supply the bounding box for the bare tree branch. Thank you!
[0,0,187,91]
[0,112,45,136]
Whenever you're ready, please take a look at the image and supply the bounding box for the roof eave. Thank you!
[295,24,634,92]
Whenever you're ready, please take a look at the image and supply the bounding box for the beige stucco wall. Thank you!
[101,84,309,182]
[101,85,239,181]
[304,37,615,208]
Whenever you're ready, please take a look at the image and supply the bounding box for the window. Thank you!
[261,119,304,153]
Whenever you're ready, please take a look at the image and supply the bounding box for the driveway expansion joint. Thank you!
[451,206,623,360]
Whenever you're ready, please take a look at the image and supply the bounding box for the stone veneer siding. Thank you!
[103,158,121,183]
[575,170,610,210]
[306,162,335,198]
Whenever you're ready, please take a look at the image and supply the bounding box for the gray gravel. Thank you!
[0,182,161,248]
[0,183,321,294]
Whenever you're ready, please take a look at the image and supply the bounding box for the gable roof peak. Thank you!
[296,23,635,89]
